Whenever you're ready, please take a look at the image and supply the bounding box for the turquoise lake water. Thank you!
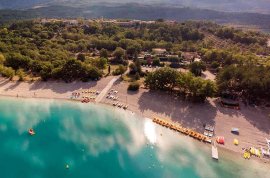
[0,97,269,178]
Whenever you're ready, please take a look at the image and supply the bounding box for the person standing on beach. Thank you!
[108,65,111,74]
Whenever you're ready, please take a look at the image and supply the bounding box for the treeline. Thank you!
[217,64,270,103]
[216,27,267,45]
[0,20,205,81]
[144,67,216,102]
[199,47,270,102]
[196,21,269,46]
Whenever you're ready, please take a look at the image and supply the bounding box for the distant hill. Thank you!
[0,4,270,32]
[1,0,270,14]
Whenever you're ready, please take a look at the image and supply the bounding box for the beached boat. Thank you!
[250,147,261,157]
[212,143,219,160]
[261,148,270,157]
[153,117,210,144]
[243,151,251,159]
[216,136,225,144]
[231,128,239,135]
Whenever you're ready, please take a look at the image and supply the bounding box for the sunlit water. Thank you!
[0,97,269,178]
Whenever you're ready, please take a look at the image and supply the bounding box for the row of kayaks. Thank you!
[243,151,251,159]
[153,117,212,143]
[243,147,261,159]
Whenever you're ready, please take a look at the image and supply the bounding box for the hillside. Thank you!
[0,5,270,32]
[1,0,270,14]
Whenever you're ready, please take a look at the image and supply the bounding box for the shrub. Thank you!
[16,69,26,81]
[211,61,220,69]
[152,58,160,66]
[112,65,127,76]
[134,72,140,80]
[77,53,86,62]
[189,61,206,76]
[0,53,5,64]
[128,81,140,91]
[170,62,181,68]
[0,66,15,79]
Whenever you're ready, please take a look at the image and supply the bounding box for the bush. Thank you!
[211,61,220,69]
[89,57,107,69]
[0,66,15,79]
[152,58,160,66]
[16,69,26,81]
[128,81,140,91]
[170,62,181,68]
[168,56,180,63]
[0,53,5,64]
[77,53,86,62]
[189,61,206,76]
[112,65,127,75]
[134,72,140,80]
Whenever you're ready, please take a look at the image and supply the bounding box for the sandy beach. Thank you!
[0,76,270,162]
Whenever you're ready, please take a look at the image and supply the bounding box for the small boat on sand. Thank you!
[231,128,239,135]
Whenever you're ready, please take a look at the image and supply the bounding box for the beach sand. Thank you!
[0,77,269,161]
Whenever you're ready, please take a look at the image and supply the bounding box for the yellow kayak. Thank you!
[243,151,251,159]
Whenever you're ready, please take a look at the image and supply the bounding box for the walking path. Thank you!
[95,76,120,102]
[96,61,130,103]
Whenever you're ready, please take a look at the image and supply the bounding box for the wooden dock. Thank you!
[212,143,219,160]
[153,117,212,144]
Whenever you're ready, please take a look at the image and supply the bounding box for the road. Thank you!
[95,61,130,103]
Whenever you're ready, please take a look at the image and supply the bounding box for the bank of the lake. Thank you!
[0,97,269,178]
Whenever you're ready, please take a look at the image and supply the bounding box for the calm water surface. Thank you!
[0,97,269,178]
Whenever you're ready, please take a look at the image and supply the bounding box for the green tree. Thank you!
[0,53,5,64]
[0,66,15,79]
[81,65,102,82]
[126,43,142,58]
[177,72,216,102]
[60,59,83,82]
[5,53,31,70]
[112,47,125,63]
[144,67,180,90]
[189,61,206,76]
[90,58,107,69]
[16,69,26,81]
[40,62,53,81]
[128,81,140,91]
[152,57,160,66]
[112,65,127,76]
[77,53,86,62]
[100,48,109,58]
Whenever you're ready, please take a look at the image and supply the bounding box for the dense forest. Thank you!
[0,19,269,102]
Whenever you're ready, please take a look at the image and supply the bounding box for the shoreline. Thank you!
[0,94,269,165]
[0,77,269,164]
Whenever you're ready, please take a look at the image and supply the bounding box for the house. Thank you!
[182,52,200,62]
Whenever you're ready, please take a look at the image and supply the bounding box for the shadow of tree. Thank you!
[28,80,98,94]
[4,81,20,91]
[0,79,10,87]
[213,99,270,134]
[138,90,217,132]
